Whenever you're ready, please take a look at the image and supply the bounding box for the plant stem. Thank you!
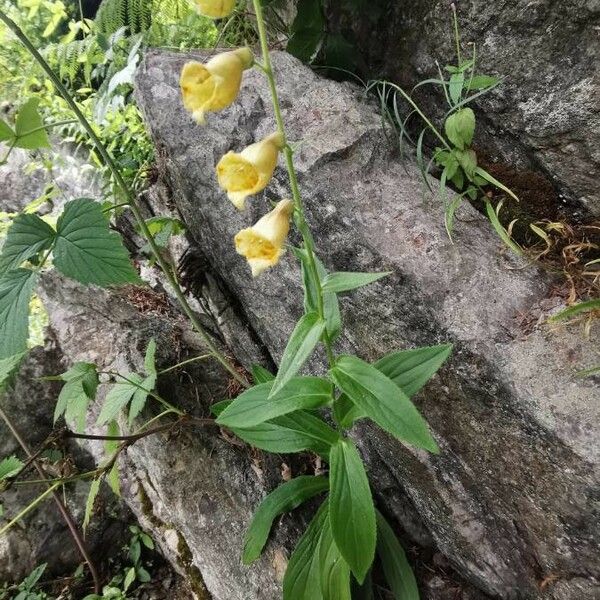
[251,0,336,366]
[0,404,100,593]
[0,482,62,537]
[158,353,213,375]
[0,10,249,389]
[451,3,462,66]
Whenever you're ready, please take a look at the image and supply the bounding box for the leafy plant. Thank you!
[0,2,457,598]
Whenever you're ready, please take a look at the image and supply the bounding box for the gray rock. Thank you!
[134,49,600,599]
[281,0,600,218]
[38,273,298,600]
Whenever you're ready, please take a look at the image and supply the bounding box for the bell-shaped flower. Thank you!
[192,0,235,19]
[180,47,253,124]
[216,132,284,210]
[235,199,295,276]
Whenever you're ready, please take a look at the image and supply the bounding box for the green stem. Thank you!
[0,10,248,389]
[158,353,213,375]
[451,3,462,66]
[0,482,62,537]
[252,0,336,366]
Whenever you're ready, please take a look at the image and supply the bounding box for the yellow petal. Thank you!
[235,199,295,276]
[180,48,253,124]
[192,0,236,19]
[216,132,283,209]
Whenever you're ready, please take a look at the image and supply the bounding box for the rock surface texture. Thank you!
[285,0,600,219]
[132,50,600,600]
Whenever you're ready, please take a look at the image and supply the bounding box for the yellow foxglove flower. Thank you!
[216,132,284,210]
[235,199,295,276]
[180,47,253,124]
[192,0,235,19]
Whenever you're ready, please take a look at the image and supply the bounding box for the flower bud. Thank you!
[192,0,236,19]
[180,47,254,124]
[217,132,284,210]
[234,199,295,276]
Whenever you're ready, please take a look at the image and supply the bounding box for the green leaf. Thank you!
[270,312,326,397]
[376,511,419,600]
[252,364,275,384]
[53,198,140,286]
[321,272,391,294]
[475,167,519,202]
[334,345,452,429]
[128,373,156,424]
[0,269,37,359]
[97,373,144,426]
[330,356,438,452]
[144,338,157,376]
[14,98,50,150]
[319,513,352,599]
[444,108,475,150]
[123,566,136,591]
[0,119,15,142]
[466,75,499,90]
[549,299,600,322]
[0,456,24,481]
[228,410,340,457]
[243,476,329,564]
[283,502,328,600]
[374,344,453,397]
[83,478,101,533]
[448,72,464,105]
[105,421,121,497]
[54,362,99,432]
[329,439,376,584]
[287,0,324,63]
[453,148,477,179]
[0,352,26,389]
[484,199,522,255]
[217,377,332,429]
[0,213,55,272]
[294,248,341,342]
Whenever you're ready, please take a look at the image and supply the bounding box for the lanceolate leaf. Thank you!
[243,476,329,564]
[321,271,391,294]
[330,356,438,452]
[229,410,340,457]
[14,98,50,150]
[217,377,333,429]
[319,514,352,600]
[329,439,376,584]
[270,312,326,397]
[549,299,600,322]
[144,339,157,376]
[252,364,275,384]
[83,478,102,533]
[294,248,341,341]
[0,214,55,273]
[53,198,140,286]
[0,269,37,359]
[336,345,452,429]
[376,511,419,600]
[283,501,328,600]
[374,344,452,397]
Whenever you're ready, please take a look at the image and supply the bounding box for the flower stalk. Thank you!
[251,0,336,366]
